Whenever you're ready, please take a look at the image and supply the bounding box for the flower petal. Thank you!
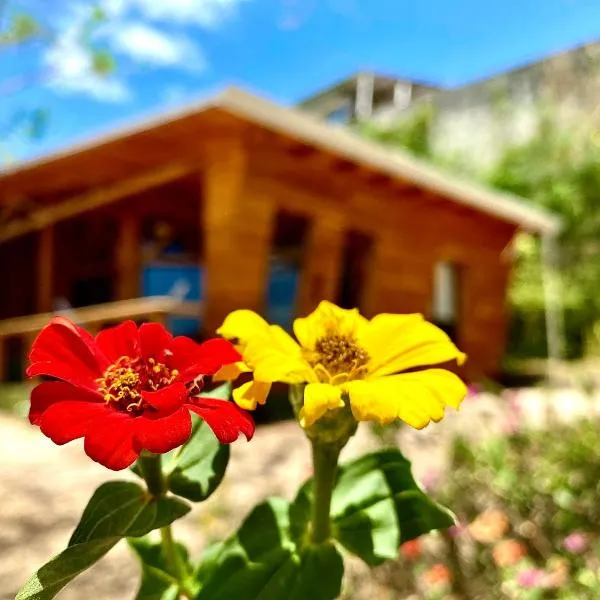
[134,407,192,454]
[345,369,467,428]
[232,380,271,410]
[139,322,173,364]
[293,301,368,350]
[39,401,108,445]
[26,317,109,392]
[84,411,140,470]
[213,361,251,382]
[298,382,345,428]
[218,310,310,383]
[244,332,313,384]
[95,321,140,363]
[359,313,466,377]
[217,310,272,347]
[171,337,242,382]
[29,381,102,424]
[142,382,187,415]
[188,397,255,443]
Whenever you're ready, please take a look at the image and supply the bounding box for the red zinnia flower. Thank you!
[27,317,255,470]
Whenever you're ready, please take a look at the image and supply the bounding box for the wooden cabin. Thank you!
[0,87,560,382]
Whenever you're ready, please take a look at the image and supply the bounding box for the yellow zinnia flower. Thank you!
[216,301,467,429]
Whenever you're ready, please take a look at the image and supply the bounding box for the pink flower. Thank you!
[517,568,546,589]
[562,532,589,554]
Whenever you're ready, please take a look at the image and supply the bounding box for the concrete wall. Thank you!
[358,42,600,169]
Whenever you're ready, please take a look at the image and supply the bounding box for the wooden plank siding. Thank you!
[0,113,521,381]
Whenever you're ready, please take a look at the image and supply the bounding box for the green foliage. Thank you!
[129,538,193,600]
[418,420,600,599]
[360,106,600,359]
[295,448,454,566]
[15,538,120,600]
[488,125,600,358]
[16,481,189,600]
[356,103,434,158]
[165,418,230,502]
[194,498,344,600]
[91,49,116,77]
[69,481,190,545]
[0,13,40,46]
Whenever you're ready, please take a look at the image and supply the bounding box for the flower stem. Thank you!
[138,453,193,600]
[139,452,166,496]
[310,440,342,544]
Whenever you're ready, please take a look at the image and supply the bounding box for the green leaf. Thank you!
[334,449,454,564]
[16,482,190,600]
[165,416,230,502]
[194,498,343,600]
[15,538,119,600]
[294,448,455,566]
[128,538,191,600]
[69,481,190,545]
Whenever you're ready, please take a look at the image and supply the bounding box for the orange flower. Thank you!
[492,539,527,567]
[423,563,453,587]
[469,509,509,543]
[400,539,422,560]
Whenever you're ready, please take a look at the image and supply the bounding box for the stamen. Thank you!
[95,355,180,416]
[311,332,369,381]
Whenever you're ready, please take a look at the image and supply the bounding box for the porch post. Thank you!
[201,137,275,335]
[36,225,54,313]
[115,213,140,300]
[541,232,564,386]
[297,215,345,316]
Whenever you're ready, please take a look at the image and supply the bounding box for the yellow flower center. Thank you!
[96,356,179,416]
[311,333,369,382]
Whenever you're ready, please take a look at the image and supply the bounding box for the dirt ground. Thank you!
[1,386,596,600]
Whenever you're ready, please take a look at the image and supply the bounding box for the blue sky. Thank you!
[3,0,600,162]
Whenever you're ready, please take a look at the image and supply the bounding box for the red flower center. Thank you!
[96,356,180,415]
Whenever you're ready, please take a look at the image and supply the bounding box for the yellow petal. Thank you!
[232,380,272,411]
[244,327,314,384]
[299,382,345,428]
[213,361,251,382]
[217,310,271,348]
[345,369,466,428]
[359,313,466,377]
[293,301,369,350]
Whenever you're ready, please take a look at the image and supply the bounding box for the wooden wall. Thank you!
[0,120,519,380]
[195,131,517,377]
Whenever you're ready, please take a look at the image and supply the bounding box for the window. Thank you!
[432,261,460,340]
[337,230,374,310]
[326,102,352,124]
[265,211,310,330]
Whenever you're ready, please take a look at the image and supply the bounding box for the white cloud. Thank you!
[105,22,206,71]
[102,0,248,28]
[42,0,248,103]
[43,8,131,102]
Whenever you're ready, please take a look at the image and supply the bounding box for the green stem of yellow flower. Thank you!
[310,440,342,544]
[139,453,194,600]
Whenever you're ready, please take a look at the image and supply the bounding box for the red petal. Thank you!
[29,381,102,424]
[95,321,140,363]
[134,407,192,454]
[40,401,108,445]
[139,322,173,364]
[188,397,255,443]
[142,382,187,415]
[27,317,109,392]
[84,412,140,471]
[172,337,242,382]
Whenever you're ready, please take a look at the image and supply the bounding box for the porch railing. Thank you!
[0,296,202,381]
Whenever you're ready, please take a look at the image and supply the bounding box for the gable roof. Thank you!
[0,86,560,235]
